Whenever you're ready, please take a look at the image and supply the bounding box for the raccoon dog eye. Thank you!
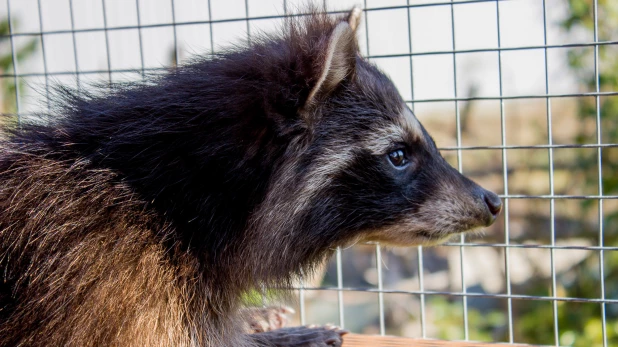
[387,149,408,168]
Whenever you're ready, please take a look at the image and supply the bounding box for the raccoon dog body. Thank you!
[0,8,501,347]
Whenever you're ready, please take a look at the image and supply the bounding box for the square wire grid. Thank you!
[2,0,617,346]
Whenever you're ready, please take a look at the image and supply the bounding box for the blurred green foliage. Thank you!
[431,1,618,346]
[0,16,37,123]
[428,297,507,342]
[547,1,618,346]
[564,0,618,199]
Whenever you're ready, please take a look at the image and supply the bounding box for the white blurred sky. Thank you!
[1,0,587,114]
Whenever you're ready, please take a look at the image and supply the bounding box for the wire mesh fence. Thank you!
[1,0,617,346]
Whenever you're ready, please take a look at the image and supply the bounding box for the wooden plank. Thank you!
[343,334,539,347]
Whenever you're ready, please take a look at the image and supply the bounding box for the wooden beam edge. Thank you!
[343,333,545,347]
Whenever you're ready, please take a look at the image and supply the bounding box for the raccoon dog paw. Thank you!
[251,324,348,347]
[242,306,295,333]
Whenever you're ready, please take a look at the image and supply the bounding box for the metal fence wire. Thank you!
[1,0,617,346]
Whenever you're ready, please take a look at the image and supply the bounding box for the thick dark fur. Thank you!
[0,8,500,347]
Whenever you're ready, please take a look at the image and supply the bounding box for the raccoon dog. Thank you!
[0,7,501,347]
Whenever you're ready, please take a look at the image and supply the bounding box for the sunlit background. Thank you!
[1,1,617,346]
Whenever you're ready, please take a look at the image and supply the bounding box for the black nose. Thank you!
[483,190,502,218]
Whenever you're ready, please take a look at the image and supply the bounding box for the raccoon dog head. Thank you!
[250,8,501,260]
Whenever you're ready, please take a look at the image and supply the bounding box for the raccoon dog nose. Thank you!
[483,190,502,219]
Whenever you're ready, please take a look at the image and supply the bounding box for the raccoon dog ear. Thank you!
[346,7,362,31]
[303,9,360,112]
